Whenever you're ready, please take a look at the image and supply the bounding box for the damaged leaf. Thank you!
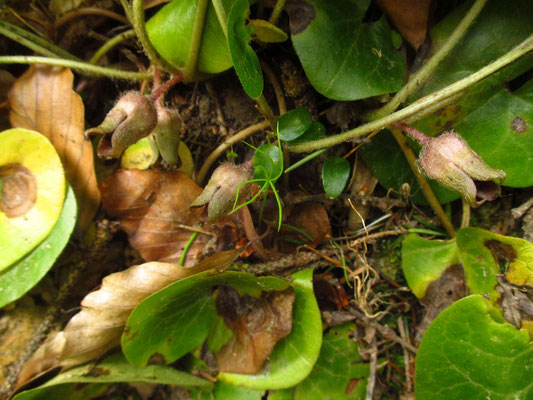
[99,169,212,266]
[219,269,322,389]
[17,250,240,385]
[8,65,100,231]
[215,286,295,374]
[14,352,212,400]
[122,271,291,367]
[415,295,533,400]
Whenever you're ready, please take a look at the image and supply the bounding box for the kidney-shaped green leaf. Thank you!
[227,0,263,99]
[254,143,283,181]
[218,269,322,389]
[290,0,405,100]
[122,270,291,367]
[277,107,313,142]
[0,185,77,307]
[415,295,533,400]
[146,0,233,75]
[322,156,350,199]
[13,352,212,400]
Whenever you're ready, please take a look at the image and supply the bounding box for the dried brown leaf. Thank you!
[215,286,295,374]
[100,169,220,266]
[17,250,241,386]
[8,65,100,231]
[375,0,431,50]
[281,202,331,252]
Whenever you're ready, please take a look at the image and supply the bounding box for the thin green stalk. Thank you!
[256,94,275,122]
[461,198,471,228]
[130,0,182,74]
[0,20,79,61]
[0,56,152,80]
[211,0,228,38]
[288,33,533,153]
[369,0,487,120]
[185,0,209,81]
[269,0,286,25]
[284,148,326,173]
[179,231,198,266]
[89,29,136,64]
[390,128,455,237]
[119,0,134,23]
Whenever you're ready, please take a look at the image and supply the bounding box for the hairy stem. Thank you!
[89,29,136,64]
[288,33,533,153]
[390,128,455,237]
[0,56,152,80]
[185,0,209,81]
[130,0,182,74]
[196,120,270,183]
[369,0,487,120]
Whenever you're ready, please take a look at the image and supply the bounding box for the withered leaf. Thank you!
[281,201,331,252]
[215,286,295,374]
[8,65,100,232]
[100,169,215,266]
[375,0,431,50]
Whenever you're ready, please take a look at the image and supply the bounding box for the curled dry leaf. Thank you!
[375,0,431,49]
[100,169,217,266]
[215,286,295,374]
[8,65,100,232]
[281,201,331,252]
[17,249,241,387]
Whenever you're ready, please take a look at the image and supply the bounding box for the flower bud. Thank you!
[418,131,506,207]
[85,91,157,159]
[151,106,181,165]
[191,163,252,221]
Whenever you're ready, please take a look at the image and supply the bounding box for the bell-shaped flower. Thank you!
[85,91,157,159]
[191,163,252,221]
[418,131,506,207]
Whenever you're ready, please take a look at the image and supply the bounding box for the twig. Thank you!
[398,317,413,393]
[349,229,408,248]
[365,341,378,400]
[389,127,456,237]
[369,0,488,120]
[511,197,533,219]
[196,120,270,184]
[0,56,153,80]
[287,33,533,153]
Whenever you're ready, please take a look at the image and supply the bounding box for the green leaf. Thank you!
[415,295,533,400]
[322,156,350,199]
[254,143,283,181]
[219,269,322,389]
[146,0,233,75]
[248,19,288,43]
[192,381,265,400]
[290,0,405,100]
[277,107,313,142]
[401,234,459,299]
[227,0,263,98]
[0,185,77,307]
[359,130,459,205]
[122,271,291,367]
[287,121,326,145]
[13,352,212,400]
[293,323,369,399]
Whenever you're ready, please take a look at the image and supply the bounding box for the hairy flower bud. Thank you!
[418,131,506,207]
[151,106,181,165]
[85,92,157,159]
[191,163,252,221]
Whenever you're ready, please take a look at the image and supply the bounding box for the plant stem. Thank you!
[130,0,183,75]
[185,0,209,81]
[196,120,270,183]
[89,29,136,64]
[256,94,276,122]
[0,56,153,80]
[288,33,533,153]
[55,7,129,29]
[369,0,487,120]
[461,198,471,229]
[0,20,79,61]
[269,0,286,25]
[212,0,228,38]
[392,122,430,146]
[390,128,456,237]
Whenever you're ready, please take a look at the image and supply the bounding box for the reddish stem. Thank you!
[150,74,183,102]
[392,122,431,146]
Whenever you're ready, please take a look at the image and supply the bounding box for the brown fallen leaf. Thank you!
[280,201,331,252]
[99,169,223,266]
[17,250,241,387]
[215,286,295,374]
[375,0,432,50]
[8,65,100,232]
